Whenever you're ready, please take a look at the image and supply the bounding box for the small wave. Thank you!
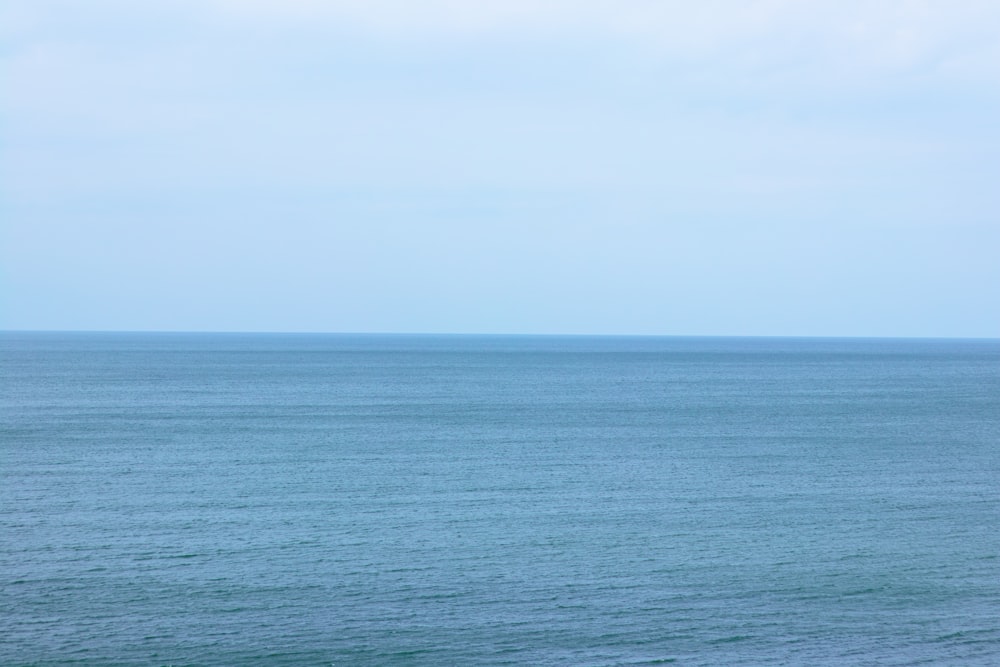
[710,634,753,644]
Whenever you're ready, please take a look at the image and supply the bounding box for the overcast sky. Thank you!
[2,0,998,336]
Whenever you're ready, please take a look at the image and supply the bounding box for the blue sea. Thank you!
[2,332,999,665]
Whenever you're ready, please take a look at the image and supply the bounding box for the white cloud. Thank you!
[5,0,998,96]
[201,0,1000,80]
[3,0,997,205]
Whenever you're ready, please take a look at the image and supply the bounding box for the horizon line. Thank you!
[2,329,997,341]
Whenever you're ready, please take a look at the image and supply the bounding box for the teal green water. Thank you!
[2,333,999,665]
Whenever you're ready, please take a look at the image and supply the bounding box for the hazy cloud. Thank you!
[2,1,998,334]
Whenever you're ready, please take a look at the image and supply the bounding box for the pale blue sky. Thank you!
[3,1,998,336]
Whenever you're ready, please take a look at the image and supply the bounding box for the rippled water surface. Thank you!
[3,333,999,665]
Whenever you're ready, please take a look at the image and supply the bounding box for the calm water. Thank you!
[2,333,999,666]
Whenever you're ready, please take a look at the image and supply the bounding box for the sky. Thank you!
[2,0,998,336]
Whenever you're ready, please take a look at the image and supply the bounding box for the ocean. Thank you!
[2,332,999,665]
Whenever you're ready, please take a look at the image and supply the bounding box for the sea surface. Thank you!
[2,332,999,666]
